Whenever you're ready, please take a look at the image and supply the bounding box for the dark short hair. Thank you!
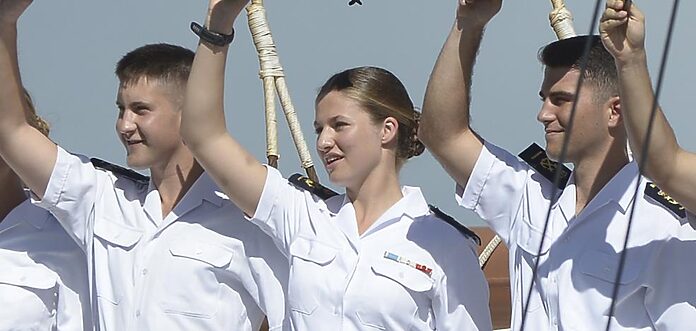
[115,43,194,92]
[539,35,618,101]
[317,66,425,164]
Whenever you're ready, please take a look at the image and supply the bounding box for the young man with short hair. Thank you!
[0,1,286,330]
[419,0,696,329]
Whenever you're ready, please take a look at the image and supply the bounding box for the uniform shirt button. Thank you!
[136,310,141,318]
[142,269,148,276]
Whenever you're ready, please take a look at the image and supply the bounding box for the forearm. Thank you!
[420,19,484,152]
[0,26,32,139]
[617,54,680,182]
[181,2,267,216]
[0,24,56,197]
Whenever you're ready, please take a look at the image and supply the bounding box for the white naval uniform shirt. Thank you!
[251,166,492,331]
[458,142,696,331]
[0,198,91,331]
[34,147,288,331]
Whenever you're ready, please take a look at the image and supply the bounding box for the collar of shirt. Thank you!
[555,161,639,225]
[332,186,430,241]
[142,172,228,228]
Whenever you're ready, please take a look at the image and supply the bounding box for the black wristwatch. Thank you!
[190,22,235,47]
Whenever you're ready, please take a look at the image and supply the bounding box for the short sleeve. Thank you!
[456,142,532,243]
[249,166,315,254]
[32,146,101,250]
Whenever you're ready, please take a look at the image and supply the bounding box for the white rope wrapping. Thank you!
[479,234,503,268]
[549,0,577,40]
[246,0,315,170]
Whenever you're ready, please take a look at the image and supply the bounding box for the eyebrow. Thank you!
[539,90,575,99]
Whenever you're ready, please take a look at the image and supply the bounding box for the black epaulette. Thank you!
[645,182,686,218]
[90,158,149,184]
[518,143,571,189]
[288,174,338,200]
[428,205,481,245]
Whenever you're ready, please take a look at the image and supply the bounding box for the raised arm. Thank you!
[600,0,696,213]
[182,0,267,216]
[419,0,501,188]
[0,0,57,197]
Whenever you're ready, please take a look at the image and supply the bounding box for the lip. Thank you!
[323,154,343,171]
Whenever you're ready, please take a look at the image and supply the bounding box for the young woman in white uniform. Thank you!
[181,1,492,330]
[0,91,92,331]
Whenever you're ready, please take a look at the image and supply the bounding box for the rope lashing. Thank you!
[246,0,319,182]
[550,0,577,39]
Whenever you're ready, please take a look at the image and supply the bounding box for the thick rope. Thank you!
[520,1,604,329]
[605,1,680,329]
[246,0,318,181]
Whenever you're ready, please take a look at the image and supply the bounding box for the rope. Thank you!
[605,1,680,329]
[520,1,604,329]
[479,235,502,269]
[246,0,318,182]
[549,0,577,39]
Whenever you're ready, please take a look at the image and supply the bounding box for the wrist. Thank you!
[615,50,648,71]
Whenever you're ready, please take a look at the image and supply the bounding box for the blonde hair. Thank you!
[23,90,50,137]
[316,67,424,166]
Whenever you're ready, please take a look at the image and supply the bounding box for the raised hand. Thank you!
[205,0,251,33]
[456,0,503,28]
[0,0,33,26]
[600,0,645,64]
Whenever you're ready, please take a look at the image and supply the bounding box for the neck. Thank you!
[347,163,403,235]
[572,142,629,215]
[0,170,27,221]
[149,149,203,217]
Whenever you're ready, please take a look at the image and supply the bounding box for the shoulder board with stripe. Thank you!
[90,158,149,184]
[428,205,481,245]
[644,182,686,218]
[518,143,571,189]
[288,174,338,200]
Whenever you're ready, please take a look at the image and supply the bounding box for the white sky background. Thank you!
[17,0,696,226]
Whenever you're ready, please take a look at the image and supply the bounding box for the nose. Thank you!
[316,129,334,153]
[116,110,136,136]
[537,99,556,125]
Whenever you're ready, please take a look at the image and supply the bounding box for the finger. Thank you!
[606,0,625,11]
[629,2,644,21]
[603,7,628,20]
[600,17,629,32]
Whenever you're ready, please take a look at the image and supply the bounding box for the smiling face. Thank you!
[314,91,386,188]
[115,77,186,170]
[537,67,615,163]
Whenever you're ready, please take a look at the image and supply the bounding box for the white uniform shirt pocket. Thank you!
[287,237,338,316]
[93,217,143,249]
[161,241,234,319]
[356,259,435,330]
[578,250,643,308]
[0,267,58,330]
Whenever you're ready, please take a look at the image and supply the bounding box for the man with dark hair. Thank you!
[419,0,696,329]
[0,2,286,330]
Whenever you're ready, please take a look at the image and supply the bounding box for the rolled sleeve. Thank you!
[456,142,532,243]
[250,166,311,254]
[32,146,99,250]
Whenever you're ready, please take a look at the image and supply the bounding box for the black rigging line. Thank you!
[519,0,604,329]
[605,1,681,330]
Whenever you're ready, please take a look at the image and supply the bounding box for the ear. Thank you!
[381,117,399,146]
[607,96,622,128]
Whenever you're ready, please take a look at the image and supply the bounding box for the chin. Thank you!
[125,156,150,170]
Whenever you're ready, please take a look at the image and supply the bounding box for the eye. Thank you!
[314,126,323,135]
[333,121,348,130]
